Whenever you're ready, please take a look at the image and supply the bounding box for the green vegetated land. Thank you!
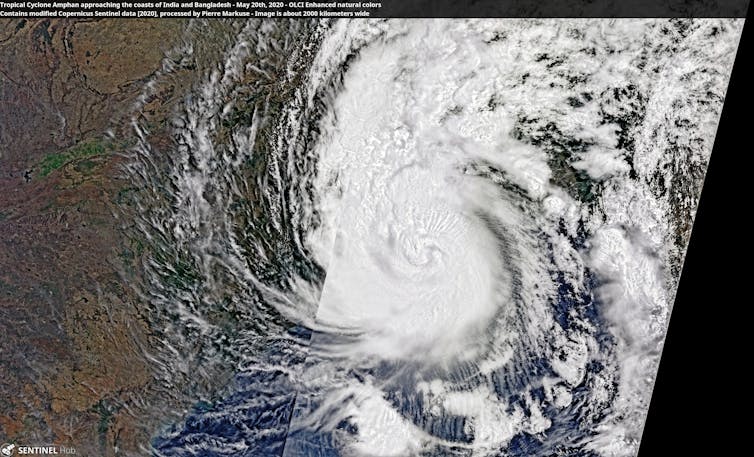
[38,140,110,177]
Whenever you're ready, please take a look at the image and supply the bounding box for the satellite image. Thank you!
[0,17,744,457]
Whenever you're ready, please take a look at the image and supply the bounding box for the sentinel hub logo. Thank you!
[0,444,76,455]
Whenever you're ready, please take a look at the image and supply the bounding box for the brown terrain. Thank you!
[0,18,196,455]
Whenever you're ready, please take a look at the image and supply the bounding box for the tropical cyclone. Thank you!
[113,17,743,457]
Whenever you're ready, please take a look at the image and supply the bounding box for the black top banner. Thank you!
[380,0,750,18]
[0,0,749,18]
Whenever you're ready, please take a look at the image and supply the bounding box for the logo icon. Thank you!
[1,443,15,456]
